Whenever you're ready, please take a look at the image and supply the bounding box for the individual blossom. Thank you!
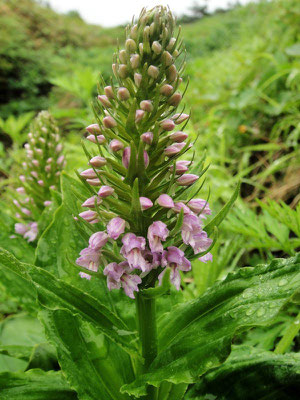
[187,198,212,218]
[147,221,169,253]
[120,233,147,271]
[159,246,191,290]
[104,261,142,299]
[107,217,126,240]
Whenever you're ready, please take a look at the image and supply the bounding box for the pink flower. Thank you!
[140,197,153,210]
[141,132,153,144]
[170,160,190,175]
[79,210,98,222]
[104,261,141,299]
[177,174,198,186]
[76,247,100,272]
[80,169,99,179]
[181,214,203,248]
[169,131,188,142]
[98,186,114,198]
[81,196,102,208]
[89,156,107,168]
[120,233,147,271]
[86,124,101,134]
[188,198,212,217]
[192,231,213,255]
[173,202,191,214]
[15,223,28,236]
[86,135,106,144]
[199,252,213,263]
[160,119,175,131]
[88,231,109,250]
[107,217,125,240]
[110,139,124,152]
[147,221,169,253]
[158,246,191,290]
[164,142,186,157]
[157,194,174,208]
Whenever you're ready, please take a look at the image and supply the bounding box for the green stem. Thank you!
[136,292,158,400]
[274,311,300,354]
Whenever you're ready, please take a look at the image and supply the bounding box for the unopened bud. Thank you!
[169,131,188,142]
[157,194,174,208]
[168,92,182,107]
[134,73,142,87]
[164,142,186,156]
[79,210,98,222]
[110,139,124,152]
[130,54,140,69]
[167,64,177,82]
[89,156,107,168]
[86,178,101,186]
[135,109,145,123]
[119,49,127,64]
[118,64,128,79]
[152,41,162,54]
[149,22,155,36]
[44,201,52,207]
[32,159,39,167]
[80,168,99,179]
[103,116,117,129]
[98,185,114,198]
[177,174,198,186]
[86,124,101,134]
[38,180,44,186]
[98,95,112,108]
[148,65,159,79]
[140,100,153,113]
[31,171,38,178]
[172,113,189,124]
[86,135,106,144]
[117,87,130,101]
[160,84,173,96]
[166,37,176,52]
[170,160,190,175]
[160,119,175,131]
[140,197,153,210]
[139,43,143,56]
[173,202,191,214]
[162,51,173,66]
[16,187,25,194]
[141,132,153,144]
[82,196,102,208]
[104,86,114,99]
[130,24,138,39]
[112,63,117,77]
[125,38,137,53]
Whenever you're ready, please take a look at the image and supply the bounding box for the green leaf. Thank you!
[187,345,300,400]
[204,181,240,236]
[40,309,134,400]
[0,369,77,399]
[121,254,300,396]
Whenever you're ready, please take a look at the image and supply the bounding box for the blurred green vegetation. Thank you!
[0,0,299,290]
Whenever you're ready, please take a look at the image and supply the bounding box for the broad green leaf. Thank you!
[0,369,77,399]
[121,254,300,396]
[186,345,300,400]
[204,181,240,236]
[40,309,134,400]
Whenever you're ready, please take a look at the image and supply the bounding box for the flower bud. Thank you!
[98,185,114,198]
[140,100,153,113]
[82,196,102,208]
[98,95,112,108]
[160,119,175,131]
[32,159,39,167]
[157,194,174,208]
[79,210,98,222]
[89,231,109,249]
[86,178,101,186]
[141,132,153,144]
[118,64,128,79]
[168,92,182,107]
[31,171,38,178]
[160,84,173,96]
[140,197,153,210]
[177,174,198,186]
[107,217,125,240]
[162,51,173,66]
[19,175,26,182]
[16,187,26,194]
[167,64,177,82]
[117,87,130,101]
[149,22,155,36]
[169,131,188,142]
[130,24,138,39]
[148,65,159,79]
[170,160,190,175]
[152,41,162,54]
[187,199,212,215]
[112,63,117,77]
[167,37,176,52]
[44,201,52,207]
[119,49,127,64]
[126,39,137,53]
[103,116,117,129]
[36,148,42,156]
[86,135,106,144]
[80,168,99,179]
[173,202,191,214]
[130,54,140,69]
[38,180,44,186]
[135,110,145,123]
[134,74,142,88]
[172,113,189,124]
[139,43,143,55]
[57,155,65,164]
[164,142,186,156]
[110,139,124,152]
[89,156,107,168]
[56,144,63,153]
[104,86,114,99]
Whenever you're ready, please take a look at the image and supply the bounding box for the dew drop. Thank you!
[257,307,265,317]
[278,278,288,287]
[294,320,300,325]
[246,308,255,316]
[242,288,253,299]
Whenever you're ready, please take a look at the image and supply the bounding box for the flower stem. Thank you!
[274,311,300,354]
[136,292,158,399]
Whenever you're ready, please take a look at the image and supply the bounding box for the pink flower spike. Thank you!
[110,139,124,152]
[164,142,186,157]
[160,119,175,131]
[81,196,102,208]
[173,202,191,214]
[169,131,188,142]
[157,194,174,208]
[107,217,126,240]
[147,221,169,253]
[86,124,101,134]
[86,178,101,186]
[140,197,153,210]
[79,210,98,222]
[141,132,153,145]
[89,231,109,250]
[86,135,106,144]
[89,156,107,168]
[98,186,114,198]
[177,174,198,186]
[80,168,99,179]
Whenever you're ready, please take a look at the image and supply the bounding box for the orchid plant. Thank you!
[0,6,299,400]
